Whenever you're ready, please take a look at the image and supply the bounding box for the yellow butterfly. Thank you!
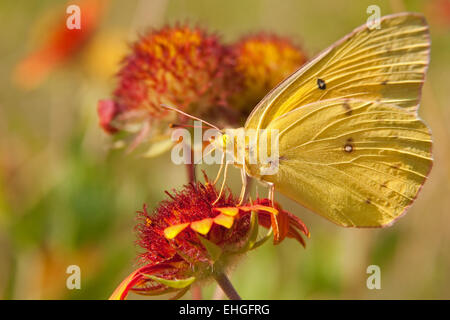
[173,13,433,228]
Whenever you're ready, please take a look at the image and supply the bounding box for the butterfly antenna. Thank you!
[161,104,220,130]
[268,184,275,207]
[237,168,247,206]
[169,123,211,129]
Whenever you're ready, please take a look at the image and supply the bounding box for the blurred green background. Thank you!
[0,0,449,299]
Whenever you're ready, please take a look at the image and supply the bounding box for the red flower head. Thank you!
[98,25,242,153]
[230,33,307,115]
[110,176,309,299]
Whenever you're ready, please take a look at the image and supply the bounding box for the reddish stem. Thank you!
[191,285,202,300]
[214,272,242,300]
[185,145,201,299]
[185,143,196,183]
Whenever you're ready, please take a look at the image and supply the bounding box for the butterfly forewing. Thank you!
[245,13,430,132]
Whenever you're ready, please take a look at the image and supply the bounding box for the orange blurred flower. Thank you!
[13,0,108,89]
[231,33,307,115]
[110,177,309,300]
[425,0,450,30]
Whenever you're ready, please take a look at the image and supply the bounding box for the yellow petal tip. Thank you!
[164,223,190,239]
[214,214,235,229]
[214,207,239,217]
[190,218,214,235]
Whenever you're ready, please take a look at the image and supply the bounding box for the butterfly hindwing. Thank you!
[248,99,432,227]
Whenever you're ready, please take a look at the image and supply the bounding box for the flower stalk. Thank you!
[214,272,241,300]
[185,145,201,299]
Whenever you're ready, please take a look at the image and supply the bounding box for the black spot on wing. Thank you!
[317,78,326,90]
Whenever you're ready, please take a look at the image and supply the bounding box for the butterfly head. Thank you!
[208,128,247,161]
[209,131,231,152]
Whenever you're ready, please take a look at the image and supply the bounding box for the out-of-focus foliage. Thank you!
[0,0,449,299]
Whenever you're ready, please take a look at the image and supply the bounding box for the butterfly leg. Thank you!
[237,168,247,206]
[213,151,225,185]
[268,183,275,207]
[212,161,229,205]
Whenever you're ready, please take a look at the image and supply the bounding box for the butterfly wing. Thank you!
[245,13,430,131]
[246,99,432,227]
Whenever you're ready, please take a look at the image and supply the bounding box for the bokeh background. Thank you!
[0,0,449,299]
